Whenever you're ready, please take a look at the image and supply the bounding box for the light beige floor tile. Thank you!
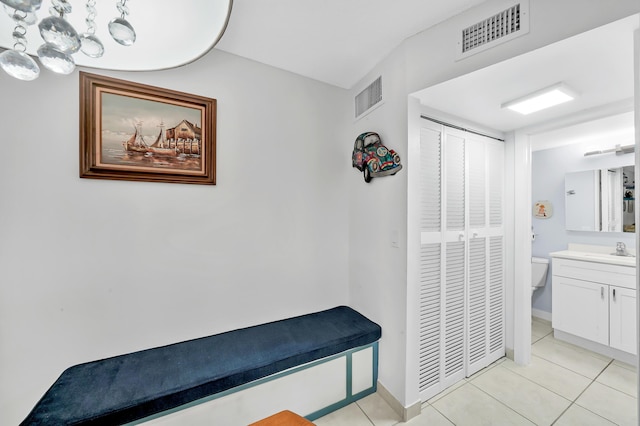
[426,380,466,404]
[471,365,571,425]
[399,405,453,426]
[431,382,534,426]
[532,336,611,378]
[356,392,401,426]
[314,403,372,426]
[596,362,638,397]
[575,381,638,426]
[500,355,592,400]
[547,335,611,361]
[531,319,552,341]
[554,404,617,426]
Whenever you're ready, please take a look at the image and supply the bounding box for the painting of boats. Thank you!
[122,120,200,157]
[80,72,216,185]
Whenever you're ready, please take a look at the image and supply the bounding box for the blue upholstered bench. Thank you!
[21,306,381,425]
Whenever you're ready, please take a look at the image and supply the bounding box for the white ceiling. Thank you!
[215,3,637,149]
[413,15,638,145]
[216,0,487,89]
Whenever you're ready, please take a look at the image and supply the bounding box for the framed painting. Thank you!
[80,72,216,185]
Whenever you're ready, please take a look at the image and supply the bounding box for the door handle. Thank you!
[613,288,616,301]
[601,286,604,298]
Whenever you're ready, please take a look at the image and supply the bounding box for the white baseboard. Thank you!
[532,308,552,323]
[376,381,421,422]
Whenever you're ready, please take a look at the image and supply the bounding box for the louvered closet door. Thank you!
[418,124,443,397]
[441,130,467,390]
[465,135,505,376]
[418,122,467,398]
[486,141,505,364]
[418,120,504,401]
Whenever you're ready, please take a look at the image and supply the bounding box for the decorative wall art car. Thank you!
[352,132,402,183]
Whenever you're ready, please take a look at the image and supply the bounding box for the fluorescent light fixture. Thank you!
[584,144,635,157]
[501,83,578,115]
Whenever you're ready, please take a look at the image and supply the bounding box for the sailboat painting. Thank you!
[80,72,216,185]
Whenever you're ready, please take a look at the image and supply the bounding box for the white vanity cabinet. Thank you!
[551,255,637,359]
[553,275,609,345]
[610,286,637,354]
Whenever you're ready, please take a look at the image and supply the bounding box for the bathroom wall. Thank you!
[531,137,636,317]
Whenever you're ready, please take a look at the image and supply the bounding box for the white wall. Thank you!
[348,0,640,412]
[348,44,411,407]
[0,49,350,425]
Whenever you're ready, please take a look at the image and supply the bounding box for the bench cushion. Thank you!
[21,306,381,425]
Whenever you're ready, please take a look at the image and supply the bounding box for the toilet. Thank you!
[531,257,549,296]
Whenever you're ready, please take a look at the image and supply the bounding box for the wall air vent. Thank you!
[457,0,529,60]
[355,76,382,119]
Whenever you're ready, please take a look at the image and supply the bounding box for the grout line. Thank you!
[531,328,552,344]
[551,358,614,425]
[592,376,639,399]
[429,404,457,425]
[354,400,376,426]
[467,381,538,425]
[495,357,575,403]
[427,397,462,426]
[530,339,612,380]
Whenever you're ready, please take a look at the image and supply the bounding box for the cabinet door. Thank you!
[552,276,608,345]
[610,286,637,355]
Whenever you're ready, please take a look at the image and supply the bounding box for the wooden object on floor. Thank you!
[249,410,314,425]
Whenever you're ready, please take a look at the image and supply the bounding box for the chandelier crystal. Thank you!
[0,6,39,80]
[79,0,103,57]
[0,0,136,80]
[108,0,134,46]
[0,1,233,79]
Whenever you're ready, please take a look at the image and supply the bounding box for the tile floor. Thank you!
[314,318,638,426]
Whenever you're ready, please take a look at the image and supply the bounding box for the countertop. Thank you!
[550,250,636,267]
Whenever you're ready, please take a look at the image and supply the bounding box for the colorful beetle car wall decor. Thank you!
[352,132,402,183]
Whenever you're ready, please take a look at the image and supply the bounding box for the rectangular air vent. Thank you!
[458,0,529,59]
[355,76,382,119]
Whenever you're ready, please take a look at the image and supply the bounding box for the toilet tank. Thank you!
[532,257,549,288]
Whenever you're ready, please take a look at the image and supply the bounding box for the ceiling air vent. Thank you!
[457,0,529,60]
[355,76,382,119]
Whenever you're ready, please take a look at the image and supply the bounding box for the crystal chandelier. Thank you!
[0,0,137,80]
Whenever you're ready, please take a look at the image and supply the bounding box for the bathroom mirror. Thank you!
[565,166,635,232]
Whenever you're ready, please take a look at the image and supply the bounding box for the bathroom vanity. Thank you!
[550,244,637,364]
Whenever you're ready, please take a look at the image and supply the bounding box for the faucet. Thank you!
[616,242,627,256]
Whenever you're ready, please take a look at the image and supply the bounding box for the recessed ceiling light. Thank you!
[501,83,578,115]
